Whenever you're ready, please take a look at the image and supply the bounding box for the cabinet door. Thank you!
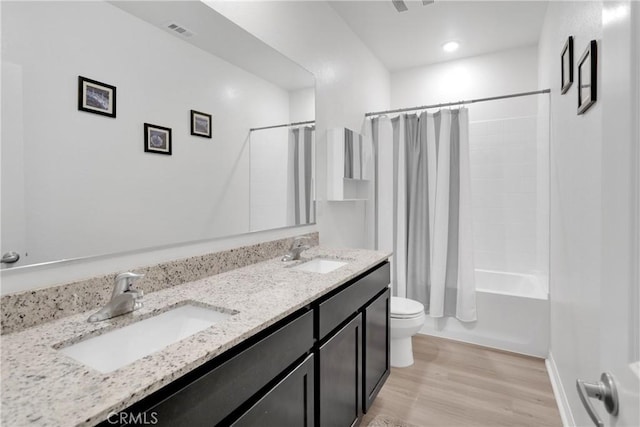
[363,288,390,412]
[318,314,362,427]
[231,354,314,427]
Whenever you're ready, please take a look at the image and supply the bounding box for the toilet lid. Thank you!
[390,297,424,317]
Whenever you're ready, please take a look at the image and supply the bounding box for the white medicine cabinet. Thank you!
[326,128,372,201]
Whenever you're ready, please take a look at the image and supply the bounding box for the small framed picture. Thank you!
[578,40,598,115]
[78,76,116,118]
[144,123,172,155]
[190,110,212,138]
[561,36,573,94]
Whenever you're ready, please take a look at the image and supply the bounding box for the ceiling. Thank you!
[110,1,314,91]
[328,0,549,71]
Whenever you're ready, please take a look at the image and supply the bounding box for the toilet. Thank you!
[390,297,426,368]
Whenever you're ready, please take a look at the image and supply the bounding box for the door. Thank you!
[318,314,362,427]
[578,2,640,425]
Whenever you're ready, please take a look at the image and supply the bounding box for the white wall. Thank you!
[289,87,315,123]
[391,45,540,120]
[537,1,603,425]
[207,0,390,249]
[1,1,292,267]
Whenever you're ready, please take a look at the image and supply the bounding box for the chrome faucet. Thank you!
[282,237,310,261]
[88,272,144,322]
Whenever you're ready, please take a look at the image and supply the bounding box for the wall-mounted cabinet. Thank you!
[327,128,372,201]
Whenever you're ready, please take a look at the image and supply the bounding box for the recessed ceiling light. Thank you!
[442,41,460,53]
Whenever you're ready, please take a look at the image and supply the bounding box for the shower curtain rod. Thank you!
[365,89,551,117]
[249,120,315,132]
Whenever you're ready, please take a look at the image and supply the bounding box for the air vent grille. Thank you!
[165,22,194,38]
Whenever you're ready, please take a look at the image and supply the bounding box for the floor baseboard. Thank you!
[546,351,575,427]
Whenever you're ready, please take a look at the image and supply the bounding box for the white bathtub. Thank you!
[475,269,548,300]
[420,269,549,357]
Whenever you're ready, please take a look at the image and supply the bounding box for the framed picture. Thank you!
[144,123,172,155]
[78,76,116,118]
[578,40,598,115]
[190,110,212,138]
[561,36,573,94]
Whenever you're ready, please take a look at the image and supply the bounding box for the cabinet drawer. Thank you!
[318,262,390,340]
[146,310,314,426]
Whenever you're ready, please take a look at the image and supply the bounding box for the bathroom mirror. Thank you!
[0,1,315,269]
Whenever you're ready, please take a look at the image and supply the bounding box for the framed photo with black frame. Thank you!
[577,40,598,115]
[78,76,116,118]
[144,123,172,155]
[190,110,212,139]
[561,36,573,94]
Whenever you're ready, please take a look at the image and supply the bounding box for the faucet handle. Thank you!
[112,272,145,298]
[291,236,310,249]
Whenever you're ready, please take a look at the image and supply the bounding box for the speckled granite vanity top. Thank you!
[1,247,389,427]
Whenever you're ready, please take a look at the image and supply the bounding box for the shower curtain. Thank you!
[370,109,476,322]
[287,126,315,225]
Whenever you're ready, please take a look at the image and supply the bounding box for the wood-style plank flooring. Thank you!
[363,335,562,427]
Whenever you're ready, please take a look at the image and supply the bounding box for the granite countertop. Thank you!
[1,246,390,427]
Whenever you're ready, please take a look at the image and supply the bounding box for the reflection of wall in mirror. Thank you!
[250,128,289,231]
[250,126,315,232]
[1,1,295,266]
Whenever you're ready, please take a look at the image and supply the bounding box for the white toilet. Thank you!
[390,297,426,368]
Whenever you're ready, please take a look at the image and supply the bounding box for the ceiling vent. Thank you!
[164,21,194,38]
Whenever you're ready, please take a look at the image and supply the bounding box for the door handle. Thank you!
[1,251,20,264]
[576,372,619,427]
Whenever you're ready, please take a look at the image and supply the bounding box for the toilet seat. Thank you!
[390,297,424,319]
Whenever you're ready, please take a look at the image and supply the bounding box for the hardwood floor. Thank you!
[363,335,562,427]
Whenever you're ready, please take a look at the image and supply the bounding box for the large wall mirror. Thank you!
[1,1,315,269]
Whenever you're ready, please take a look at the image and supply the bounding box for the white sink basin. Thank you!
[291,259,347,274]
[58,304,233,373]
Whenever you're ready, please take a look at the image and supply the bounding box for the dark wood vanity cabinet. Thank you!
[363,288,390,412]
[106,261,390,427]
[316,262,390,426]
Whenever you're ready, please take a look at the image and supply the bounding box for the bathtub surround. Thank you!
[469,115,541,274]
[370,109,476,321]
[0,233,318,335]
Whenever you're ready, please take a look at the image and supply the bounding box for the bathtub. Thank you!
[420,269,549,357]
